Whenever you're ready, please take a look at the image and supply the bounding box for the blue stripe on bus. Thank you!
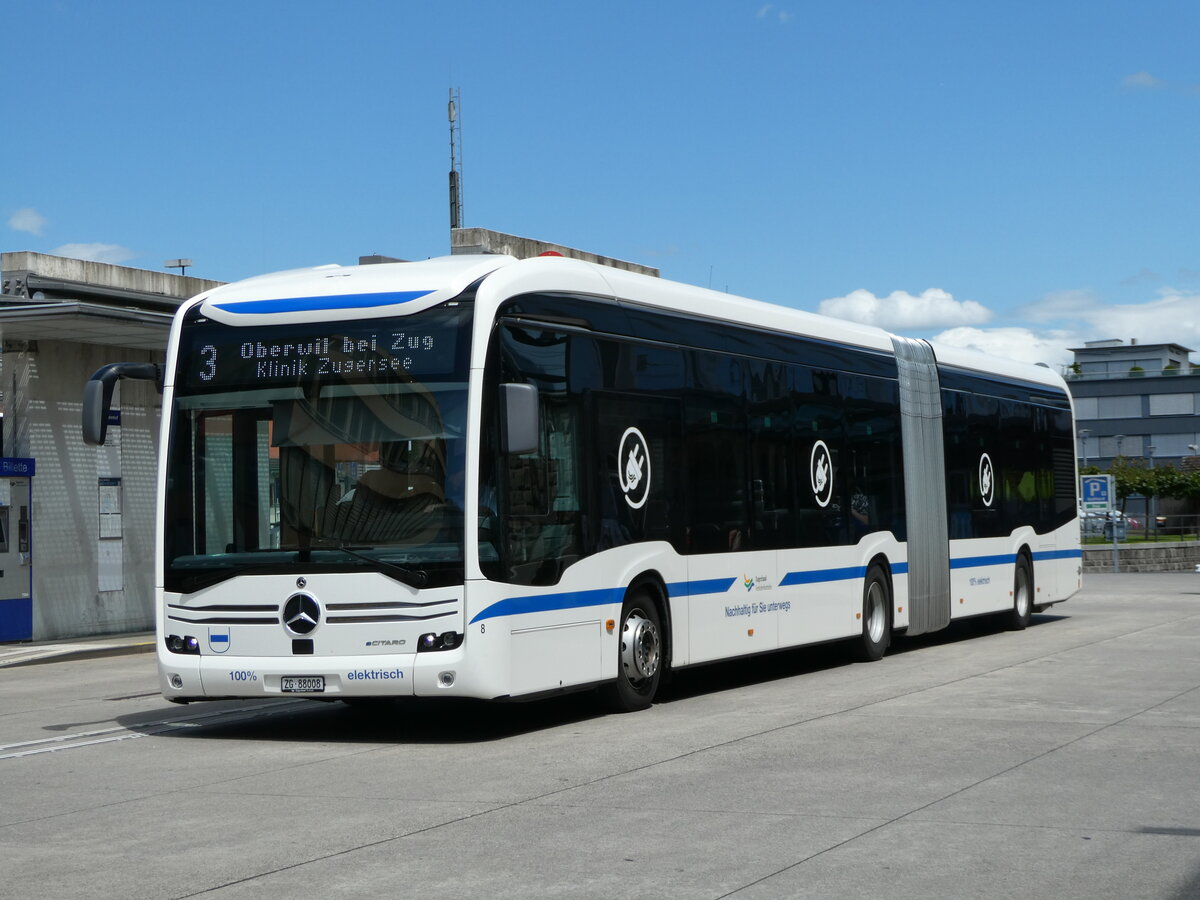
[464,549,1078,626]
[665,578,737,598]
[950,553,1016,569]
[779,565,866,586]
[469,587,626,625]
[1032,549,1083,561]
[778,562,909,587]
[212,290,434,314]
[469,578,738,625]
[950,549,1081,570]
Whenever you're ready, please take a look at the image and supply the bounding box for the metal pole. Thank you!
[1148,445,1156,541]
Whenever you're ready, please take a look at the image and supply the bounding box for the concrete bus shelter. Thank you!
[0,252,221,641]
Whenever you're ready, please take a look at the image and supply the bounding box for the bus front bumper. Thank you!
[158,646,477,701]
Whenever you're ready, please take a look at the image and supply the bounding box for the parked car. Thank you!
[1080,509,1139,536]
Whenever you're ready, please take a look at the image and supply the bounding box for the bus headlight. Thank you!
[417,631,462,652]
[166,634,201,655]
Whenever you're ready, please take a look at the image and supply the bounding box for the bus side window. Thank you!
[685,351,747,554]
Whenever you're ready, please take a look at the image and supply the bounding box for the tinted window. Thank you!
[944,389,1076,538]
[480,324,583,585]
[479,328,685,585]
[685,352,748,553]
[749,360,795,550]
[792,366,845,547]
[841,373,905,542]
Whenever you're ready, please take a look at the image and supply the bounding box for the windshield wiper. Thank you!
[331,545,429,589]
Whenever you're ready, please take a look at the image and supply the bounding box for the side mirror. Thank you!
[501,383,539,455]
[82,362,162,445]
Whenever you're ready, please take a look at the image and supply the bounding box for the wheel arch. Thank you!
[1016,543,1034,579]
[866,552,896,605]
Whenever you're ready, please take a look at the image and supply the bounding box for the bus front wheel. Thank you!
[601,592,663,712]
[857,565,891,662]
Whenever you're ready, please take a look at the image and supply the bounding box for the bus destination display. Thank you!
[179,316,465,390]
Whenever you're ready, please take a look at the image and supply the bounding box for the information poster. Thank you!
[98,477,122,539]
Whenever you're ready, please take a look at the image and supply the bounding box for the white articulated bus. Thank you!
[83,254,1081,711]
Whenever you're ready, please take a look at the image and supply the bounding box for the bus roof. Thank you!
[189,253,1066,392]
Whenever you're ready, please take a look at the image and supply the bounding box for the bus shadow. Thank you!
[889,610,1068,655]
[661,611,1067,703]
[121,613,1069,745]
[116,693,610,745]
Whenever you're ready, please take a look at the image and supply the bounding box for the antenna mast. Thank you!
[448,88,463,231]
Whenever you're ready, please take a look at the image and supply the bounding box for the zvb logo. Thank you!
[979,452,995,508]
[810,440,834,508]
[282,593,321,636]
[618,427,651,509]
[208,627,230,654]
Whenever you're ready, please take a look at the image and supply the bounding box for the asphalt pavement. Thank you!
[2,572,1199,899]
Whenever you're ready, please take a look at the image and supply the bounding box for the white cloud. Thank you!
[934,288,1200,370]
[1018,288,1099,323]
[8,208,47,235]
[756,4,791,22]
[819,288,992,330]
[1122,71,1164,90]
[1080,291,1200,347]
[51,243,137,264]
[933,326,1078,368]
[1019,287,1199,345]
[818,280,1200,373]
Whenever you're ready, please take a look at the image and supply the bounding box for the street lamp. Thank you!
[1078,428,1091,468]
[1114,434,1125,461]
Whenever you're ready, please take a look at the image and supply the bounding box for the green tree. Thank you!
[1106,458,1200,504]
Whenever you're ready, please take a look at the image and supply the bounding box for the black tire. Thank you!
[601,591,664,712]
[856,564,891,662]
[1005,555,1033,630]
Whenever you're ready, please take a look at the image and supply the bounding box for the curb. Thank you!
[0,638,155,669]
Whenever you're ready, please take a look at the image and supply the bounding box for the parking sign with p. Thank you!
[1081,474,1114,512]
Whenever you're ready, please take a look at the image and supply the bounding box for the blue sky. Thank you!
[5,1,1199,366]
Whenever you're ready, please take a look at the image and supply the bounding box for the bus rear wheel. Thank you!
[1005,555,1033,630]
[601,592,663,712]
[857,565,891,662]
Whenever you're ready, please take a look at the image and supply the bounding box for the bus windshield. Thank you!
[164,303,472,593]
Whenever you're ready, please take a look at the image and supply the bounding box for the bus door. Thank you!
[0,468,32,642]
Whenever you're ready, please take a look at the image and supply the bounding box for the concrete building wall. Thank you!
[1070,371,1200,467]
[451,227,659,277]
[2,251,220,304]
[3,339,162,639]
